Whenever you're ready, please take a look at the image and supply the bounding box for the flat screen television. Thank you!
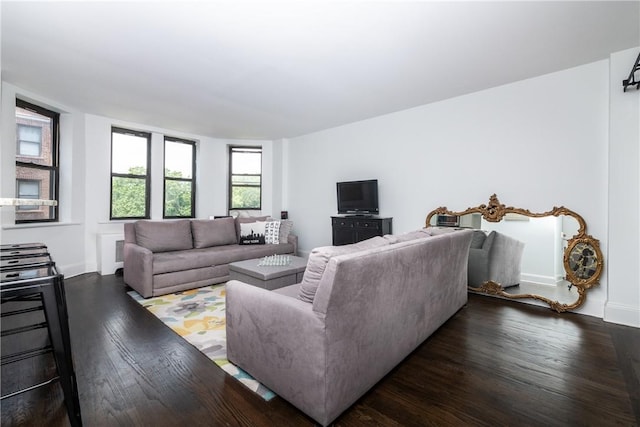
[336,179,379,215]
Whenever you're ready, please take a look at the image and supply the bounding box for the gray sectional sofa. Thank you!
[468,230,525,288]
[123,217,296,298]
[226,228,473,426]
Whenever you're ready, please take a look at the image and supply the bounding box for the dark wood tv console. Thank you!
[331,216,393,246]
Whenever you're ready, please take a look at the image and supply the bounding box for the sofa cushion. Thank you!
[191,217,237,248]
[152,242,295,275]
[239,221,266,245]
[383,229,432,244]
[235,215,269,240]
[428,227,458,236]
[265,218,294,243]
[298,236,390,303]
[264,220,281,244]
[135,220,193,252]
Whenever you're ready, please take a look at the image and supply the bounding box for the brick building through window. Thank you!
[15,100,58,222]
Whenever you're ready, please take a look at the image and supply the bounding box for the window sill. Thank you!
[0,198,57,207]
[2,221,81,230]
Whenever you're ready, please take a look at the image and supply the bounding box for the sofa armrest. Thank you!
[488,232,525,287]
[123,242,154,298]
[287,233,298,256]
[226,280,326,422]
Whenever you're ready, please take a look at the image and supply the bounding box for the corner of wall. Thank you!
[605,46,640,328]
[604,303,640,327]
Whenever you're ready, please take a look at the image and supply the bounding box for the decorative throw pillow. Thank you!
[239,221,266,245]
[264,220,281,244]
[278,219,293,244]
[235,215,269,241]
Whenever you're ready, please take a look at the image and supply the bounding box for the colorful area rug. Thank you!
[128,284,276,400]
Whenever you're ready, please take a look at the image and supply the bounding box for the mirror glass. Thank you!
[426,195,603,312]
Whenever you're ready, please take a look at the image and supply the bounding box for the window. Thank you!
[15,99,59,223]
[229,146,262,211]
[16,180,40,210]
[110,127,151,219]
[17,124,42,157]
[164,137,196,218]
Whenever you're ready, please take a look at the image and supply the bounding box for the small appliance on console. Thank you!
[336,179,379,216]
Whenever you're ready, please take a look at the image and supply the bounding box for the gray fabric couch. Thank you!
[123,217,297,298]
[467,230,525,288]
[226,229,473,426]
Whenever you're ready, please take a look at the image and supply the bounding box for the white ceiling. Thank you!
[2,1,639,140]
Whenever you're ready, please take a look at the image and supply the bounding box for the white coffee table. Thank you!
[228,256,307,290]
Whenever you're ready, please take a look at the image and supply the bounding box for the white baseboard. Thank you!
[520,273,562,286]
[604,302,640,327]
[57,262,86,278]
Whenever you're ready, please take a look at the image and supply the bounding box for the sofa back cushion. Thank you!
[470,230,487,249]
[384,229,432,244]
[191,217,237,248]
[298,236,390,303]
[134,220,193,252]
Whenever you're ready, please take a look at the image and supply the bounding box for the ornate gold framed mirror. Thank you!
[425,194,603,312]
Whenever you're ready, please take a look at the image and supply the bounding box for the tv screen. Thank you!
[337,179,379,215]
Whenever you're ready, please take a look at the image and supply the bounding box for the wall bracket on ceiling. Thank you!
[622,52,640,92]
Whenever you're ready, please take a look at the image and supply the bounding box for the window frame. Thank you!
[110,127,151,220]
[15,98,59,224]
[163,136,196,219]
[228,145,262,212]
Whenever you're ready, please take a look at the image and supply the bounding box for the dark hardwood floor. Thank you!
[2,273,638,426]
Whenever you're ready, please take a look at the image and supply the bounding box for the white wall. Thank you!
[606,47,640,327]
[287,60,611,318]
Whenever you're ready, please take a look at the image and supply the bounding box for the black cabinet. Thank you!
[331,216,393,246]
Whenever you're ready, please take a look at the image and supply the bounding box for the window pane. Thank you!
[18,125,42,142]
[16,107,52,166]
[112,132,148,175]
[231,150,261,174]
[19,141,41,157]
[111,177,147,218]
[18,125,42,157]
[18,180,39,198]
[231,186,261,209]
[16,180,39,211]
[164,180,193,217]
[15,166,53,199]
[165,141,193,179]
